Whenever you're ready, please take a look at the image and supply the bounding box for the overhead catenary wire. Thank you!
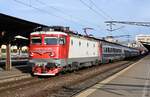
[85,0,115,33]
[13,0,107,36]
[79,0,109,20]
[35,0,103,30]
[36,0,67,16]
[36,0,110,35]
[88,0,113,20]
[78,0,114,34]
[13,0,88,27]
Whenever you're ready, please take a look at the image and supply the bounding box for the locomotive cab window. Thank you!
[31,36,41,44]
[44,36,66,45]
[44,37,58,45]
[59,37,66,45]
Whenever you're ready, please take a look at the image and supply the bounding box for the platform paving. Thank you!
[0,64,31,83]
[75,55,150,97]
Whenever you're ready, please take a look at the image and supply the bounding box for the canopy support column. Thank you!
[5,43,11,70]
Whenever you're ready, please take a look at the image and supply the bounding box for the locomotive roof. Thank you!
[31,31,67,36]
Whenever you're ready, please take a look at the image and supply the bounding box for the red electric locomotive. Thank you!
[29,26,102,76]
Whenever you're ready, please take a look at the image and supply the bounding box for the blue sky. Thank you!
[0,0,150,41]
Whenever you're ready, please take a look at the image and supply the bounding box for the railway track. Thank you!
[0,57,142,97]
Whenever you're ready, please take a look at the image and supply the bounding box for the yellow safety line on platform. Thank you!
[75,57,145,97]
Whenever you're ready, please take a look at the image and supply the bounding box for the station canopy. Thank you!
[0,13,48,46]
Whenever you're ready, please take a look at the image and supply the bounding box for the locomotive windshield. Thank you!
[44,36,66,45]
[44,37,58,45]
[31,36,41,44]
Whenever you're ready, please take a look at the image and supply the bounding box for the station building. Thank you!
[136,34,150,43]
[136,34,150,52]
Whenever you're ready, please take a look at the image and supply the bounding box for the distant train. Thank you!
[29,26,140,76]
[0,45,28,61]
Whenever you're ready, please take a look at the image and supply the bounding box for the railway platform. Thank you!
[0,62,31,83]
[75,55,150,97]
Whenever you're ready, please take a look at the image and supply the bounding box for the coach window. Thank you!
[79,41,81,46]
[115,49,117,53]
[118,49,119,53]
[93,44,95,48]
[104,48,106,52]
[116,49,118,53]
[113,48,115,52]
[119,49,121,53]
[93,52,95,55]
[87,42,89,47]
[106,48,108,52]
[71,40,73,46]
